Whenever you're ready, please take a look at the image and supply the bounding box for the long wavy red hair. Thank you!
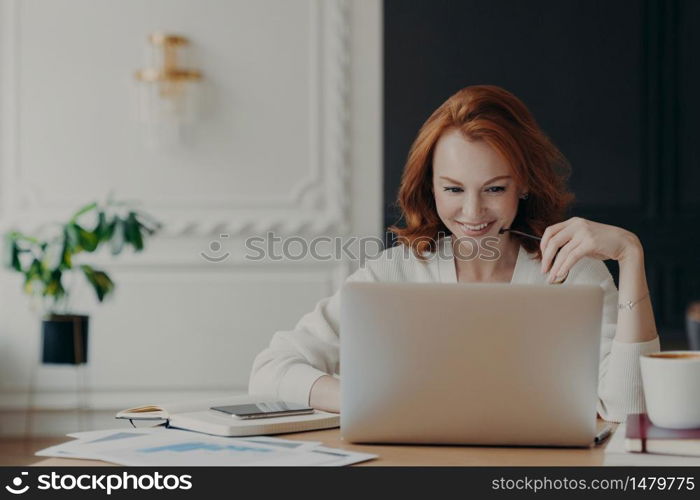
[389,85,574,260]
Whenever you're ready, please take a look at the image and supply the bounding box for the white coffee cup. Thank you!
[640,351,700,429]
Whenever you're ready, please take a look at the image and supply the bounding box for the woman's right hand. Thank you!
[309,375,340,413]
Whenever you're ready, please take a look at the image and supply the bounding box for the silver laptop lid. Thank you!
[340,282,603,447]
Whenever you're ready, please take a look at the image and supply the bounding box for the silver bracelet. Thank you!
[618,291,650,310]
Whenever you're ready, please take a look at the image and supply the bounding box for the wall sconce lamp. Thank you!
[134,33,203,146]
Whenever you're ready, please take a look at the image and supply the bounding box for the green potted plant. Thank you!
[3,200,161,364]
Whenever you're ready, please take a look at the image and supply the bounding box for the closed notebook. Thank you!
[625,413,700,457]
[116,395,267,421]
[168,410,340,437]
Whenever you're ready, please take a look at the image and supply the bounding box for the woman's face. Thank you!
[432,128,523,240]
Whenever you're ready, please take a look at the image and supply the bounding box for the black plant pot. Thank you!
[41,314,89,365]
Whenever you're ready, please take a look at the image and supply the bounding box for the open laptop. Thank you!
[339,282,603,447]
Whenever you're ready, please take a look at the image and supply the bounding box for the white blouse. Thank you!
[248,236,660,422]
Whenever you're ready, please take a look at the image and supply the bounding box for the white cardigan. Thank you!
[248,236,660,422]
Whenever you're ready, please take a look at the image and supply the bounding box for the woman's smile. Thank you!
[455,219,496,236]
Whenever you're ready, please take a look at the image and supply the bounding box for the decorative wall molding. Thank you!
[0,0,351,238]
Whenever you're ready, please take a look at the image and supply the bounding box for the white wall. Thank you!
[0,0,381,435]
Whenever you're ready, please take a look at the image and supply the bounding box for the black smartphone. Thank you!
[210,401,314,420]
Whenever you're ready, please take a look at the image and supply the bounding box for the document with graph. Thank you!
[36,428,376,466]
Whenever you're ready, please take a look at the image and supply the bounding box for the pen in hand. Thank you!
[499,227,568,284]
[498,227,542,242]
[594,426,613,445]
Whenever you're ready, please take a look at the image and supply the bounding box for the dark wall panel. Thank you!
[679,0,700,211]
[385,0,644,229]
[384,0,700,342]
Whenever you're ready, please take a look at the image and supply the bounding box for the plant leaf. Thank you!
[60,234,73,270]
[3,234,22,271]
[23,258,44,295]
[95,210,108,242]
[76,224,99,252]
[125,212,144,251]
[65,224,82,252]
[44,269,65,299]
[80,264,115,302]
[103,217,117,241]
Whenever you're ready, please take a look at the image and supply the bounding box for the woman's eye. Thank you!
[443,187,463,193]
[485,186,506,193]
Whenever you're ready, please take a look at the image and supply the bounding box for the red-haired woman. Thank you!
[249,85,659,423]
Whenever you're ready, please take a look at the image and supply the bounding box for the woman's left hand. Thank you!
[539,217,642,283]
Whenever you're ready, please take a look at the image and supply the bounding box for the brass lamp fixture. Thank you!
[135,33,202,97]
[134,33,203,145]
